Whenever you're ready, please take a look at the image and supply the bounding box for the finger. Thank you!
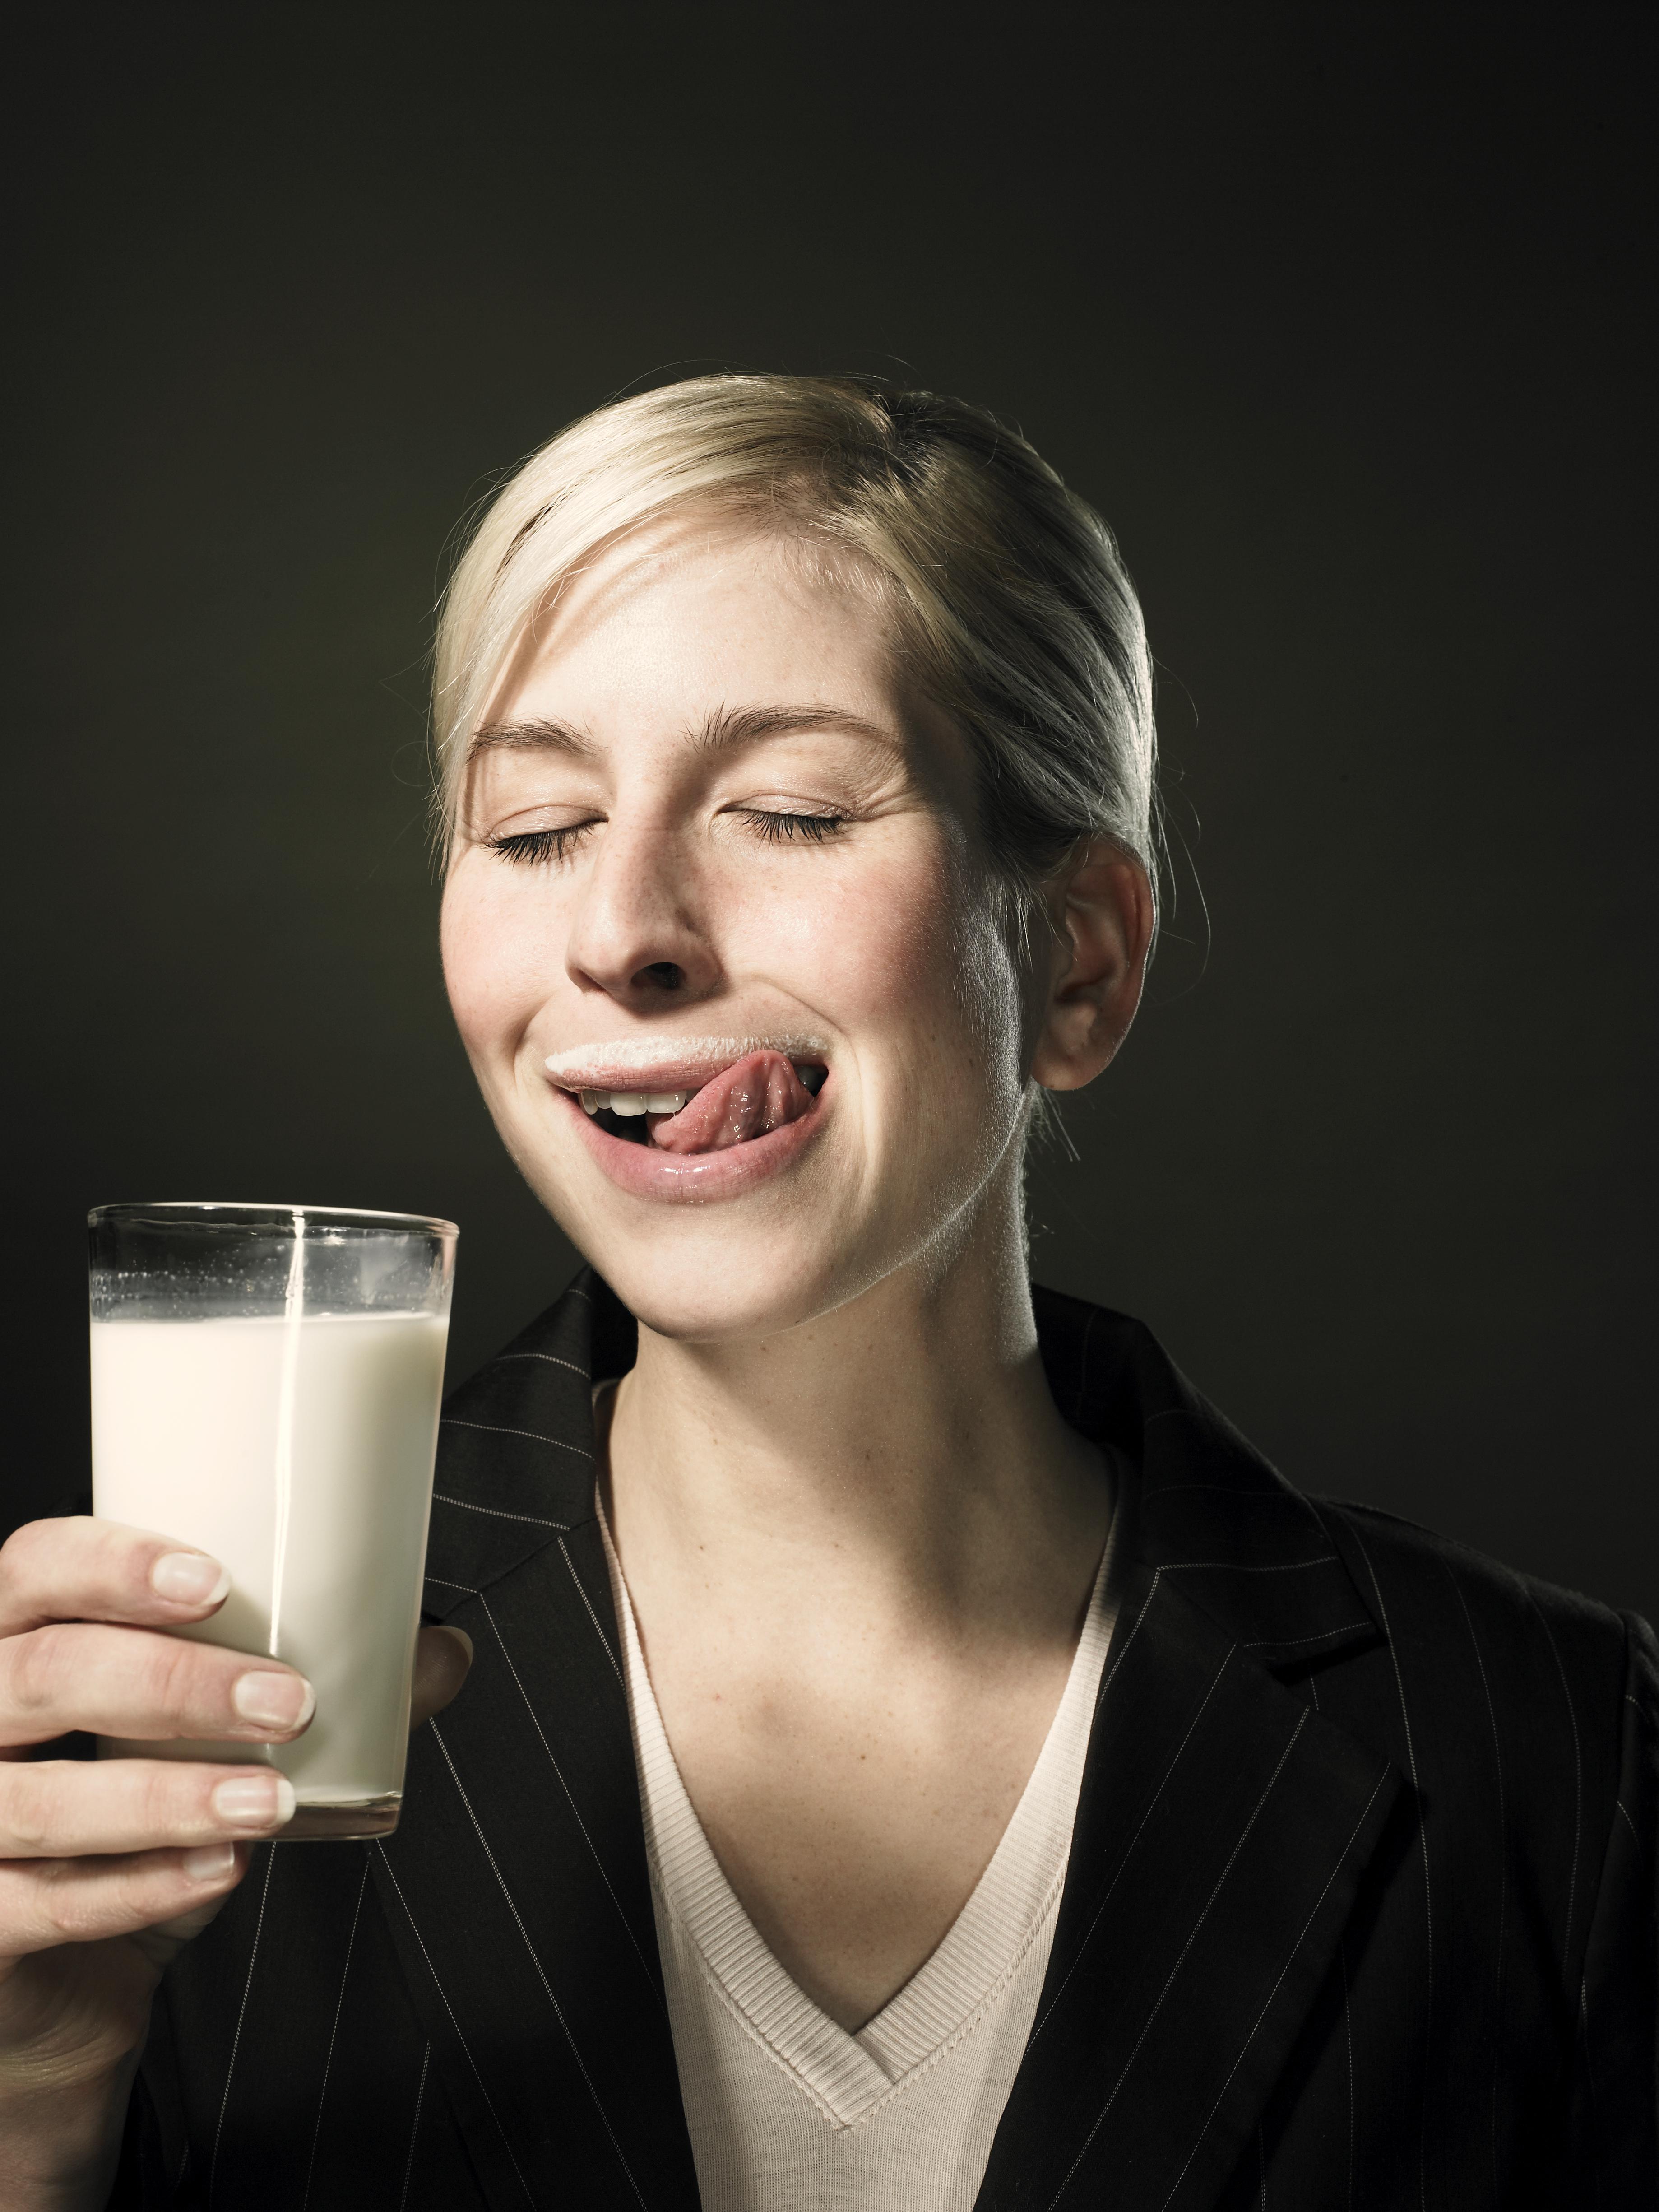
[0,1624,314,1751]
[0,1759,295,1857]
[410,1626,473,1731]
[128,1887,238,1972]
[0,1842,250,1959]
[0,1517,231,1640]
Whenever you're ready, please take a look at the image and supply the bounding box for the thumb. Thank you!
[410,1625,473,1731]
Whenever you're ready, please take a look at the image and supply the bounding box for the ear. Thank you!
[1028,838,1155,1092]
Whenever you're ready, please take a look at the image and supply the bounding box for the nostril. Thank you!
[635,962,684,992]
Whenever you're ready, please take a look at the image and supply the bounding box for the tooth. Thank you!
[645,1092,689,1114]
[609,1093,649,1117]
[579,1090,602,1115]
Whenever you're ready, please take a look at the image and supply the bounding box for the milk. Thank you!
[91,1310,448,1807]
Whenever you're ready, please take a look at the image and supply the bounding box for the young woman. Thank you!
[0,378,1652,2211]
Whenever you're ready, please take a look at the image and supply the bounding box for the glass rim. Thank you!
[88,1201,458,1238]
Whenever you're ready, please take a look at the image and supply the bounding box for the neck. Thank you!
[603,1180,1112,1644]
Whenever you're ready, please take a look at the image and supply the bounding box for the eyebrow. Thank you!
[466,716,596,764]
[686,703,898,755]
[466,703,898,767]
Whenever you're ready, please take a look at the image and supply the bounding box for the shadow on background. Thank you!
[4,10,1653,1620]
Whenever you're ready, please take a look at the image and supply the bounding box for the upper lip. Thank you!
[542,1034,828,1095]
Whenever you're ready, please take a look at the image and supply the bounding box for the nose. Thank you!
[563,816,724,1008]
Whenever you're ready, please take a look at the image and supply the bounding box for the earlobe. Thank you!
[1028,841,1154,1094]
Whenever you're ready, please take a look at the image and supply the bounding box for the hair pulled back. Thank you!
[433,374,1158,929]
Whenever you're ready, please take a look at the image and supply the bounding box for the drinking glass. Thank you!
[88,1201,457,1840]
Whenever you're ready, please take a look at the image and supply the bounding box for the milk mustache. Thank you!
[91,1310,448,1807]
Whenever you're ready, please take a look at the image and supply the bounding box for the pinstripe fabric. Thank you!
[118,1275,1657,2210]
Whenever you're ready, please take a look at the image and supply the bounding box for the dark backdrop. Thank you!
[5,10,1654,1621]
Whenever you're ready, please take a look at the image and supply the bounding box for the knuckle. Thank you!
[0,1521,46,1624]
[0,1521,29,1594]
[0,1515,51,1578]
[149,1636,215,1718]
[0,1763,52,1852]
[111,1630,191,1720]
[5,1625,72,1716]
[35,1862,103,1944]
[1,1514,91,1590]
[138,1761,190,1837]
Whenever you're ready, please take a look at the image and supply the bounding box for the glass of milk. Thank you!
[88,1201,457,1840]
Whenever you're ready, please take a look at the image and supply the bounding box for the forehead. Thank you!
[487,514,899,730]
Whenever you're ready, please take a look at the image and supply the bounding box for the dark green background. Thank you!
[6,10,1654,1621]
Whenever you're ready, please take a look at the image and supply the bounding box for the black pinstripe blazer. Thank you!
[117,1273,1658,2210]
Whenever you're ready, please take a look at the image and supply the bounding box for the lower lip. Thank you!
[553,1082,829,1204]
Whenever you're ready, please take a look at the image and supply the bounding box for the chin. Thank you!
[581,1231,861,1347]
[502,1084,1010,1348]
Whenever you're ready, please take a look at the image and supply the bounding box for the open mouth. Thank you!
[565,1049,828,1152]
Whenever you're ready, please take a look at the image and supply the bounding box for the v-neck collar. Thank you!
[596,1466,1131,2125]
[375,1271,1399,2212]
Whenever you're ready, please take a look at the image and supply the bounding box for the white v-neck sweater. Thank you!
[597,1470,1126,2212]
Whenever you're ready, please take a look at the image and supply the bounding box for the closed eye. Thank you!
[485,822,600,865]
[736,808,846,845]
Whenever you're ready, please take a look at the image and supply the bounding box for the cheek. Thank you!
[739,836,1018,1083]
[440,871,566,1059]
[732,844,950,1023]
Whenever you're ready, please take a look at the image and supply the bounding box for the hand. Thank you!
[411,1620,473,1730]
[0,1516,471,2210]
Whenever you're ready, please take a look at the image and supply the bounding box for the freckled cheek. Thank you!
[440,877,574,1065]
[735,848,996,1138]
[732,851,958,1030]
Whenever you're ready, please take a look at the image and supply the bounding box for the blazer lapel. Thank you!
[366,1271,1401,2212]
[973,1292,1403,2211]
[371,1275,697,2212]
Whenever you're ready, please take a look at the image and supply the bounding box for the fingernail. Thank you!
[151,1551,231,1607]
[181,1842,236,1884]
[232,1671,315,1732]
[211,1773,297,1832]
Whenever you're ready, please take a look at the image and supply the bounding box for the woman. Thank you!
[0,377,1651,2210]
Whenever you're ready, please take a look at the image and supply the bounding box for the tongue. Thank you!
[649,1050,816,1153]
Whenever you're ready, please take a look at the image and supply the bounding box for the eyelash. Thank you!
[735,808,846,845]
[484,810,847,865]
[485,825,594,866]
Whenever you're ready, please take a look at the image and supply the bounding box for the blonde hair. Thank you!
[432,374,1158,923]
